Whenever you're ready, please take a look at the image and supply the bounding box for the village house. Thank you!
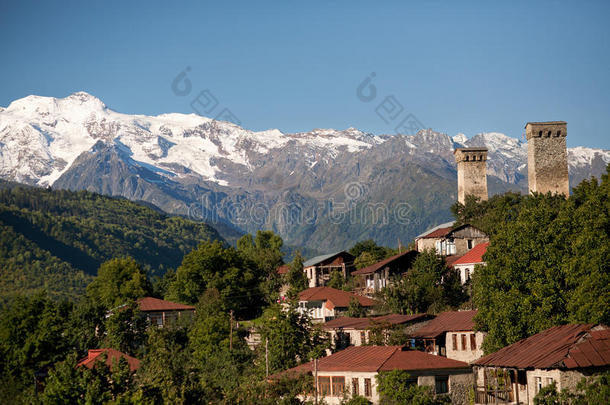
[410,310,485,364]
[415,222,489,257]
[473,324,610,405]
[351,250,418,296]
[303,251,355,288]
[77,348,141,372]
[137,297,195,327]
[273,345,472,404]
[297,287,376,323]
[452,242,489,284]
[323,313,432,351]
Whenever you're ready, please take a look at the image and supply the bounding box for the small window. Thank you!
[467,239,473,249]
[364,378,372,397]
[461,334,467,350]
[318,376,331,396]
[435,375,449,394]
[452,334,457,350]
[546,377,554,386]
[470,333,477,351]
[465,268,471,282]
[557,131,561,136]
[465,155,469,161]
[548,131,552,136]
[331,376,345,396]
[360,331,367,345]
[535,377,542,394]
[352,378,359,396]
[538,130,542,136]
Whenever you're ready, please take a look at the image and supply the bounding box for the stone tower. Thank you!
[454,147,488,204]
[525,121,569,196]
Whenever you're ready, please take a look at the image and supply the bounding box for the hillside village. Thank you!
[0,121,608,404]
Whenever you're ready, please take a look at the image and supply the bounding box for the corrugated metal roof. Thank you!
[410,310,477,338]
[77,348,141,372]
[351,250,418,275]
[444,254,464,268]
[414,221,455,240]
[303,251,351,267]
[323,313,429,330]
[274,346,469,377]
[138,297,195,312]
[299,287,376,308]
[452,242,489,266]
[475,324,610,370]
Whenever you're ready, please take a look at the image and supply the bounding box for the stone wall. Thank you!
[445,331,486,363]
[454,148,488,204]
[525,122,569,196]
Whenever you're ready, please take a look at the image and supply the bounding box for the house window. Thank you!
[470,333,477,351]
[364,378,372,397]
[464,268,471,282]
[149,313,163,327]
[352,378,359,396]
[467,239,473,249]
[452,334,457,350]
[535,377,542,394]
[461,334,467,351]
[435,375,449,394]
[318,376,331,396]
[360,331,367,345]
[546,377,554,386]
[447,238,456,255]
[331,376,345,396]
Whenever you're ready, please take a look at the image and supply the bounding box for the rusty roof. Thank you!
[475,324,610,370]
[351,250,418,275]
[274,346,469,377]
[444,254,464,268]
[410,310,477,338]
[299,287,376,308]
[276,264,290,275]
[77,348,141,372]
[323,313,429,330]
[452,242,489,266]
[138,297,195,312]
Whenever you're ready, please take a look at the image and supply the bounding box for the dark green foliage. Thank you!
[103,301,148,356]
[286,251,307,299]
[376,370,450,404]
[350,240,397,269]
[166,239,261,318]
[342,396,373,405]
[327,269,346,290]
[379,249,466,314]
[87,257,152,309]
[0,181,222,303]
[451,192,525,236]
[474,165,610,353]
[533,372,610,405]
[346,297,367,318]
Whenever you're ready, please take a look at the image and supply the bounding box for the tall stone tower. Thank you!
[454,147,488,204]
[525,121,569,196]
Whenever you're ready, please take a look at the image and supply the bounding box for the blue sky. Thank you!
[1,0,609,148]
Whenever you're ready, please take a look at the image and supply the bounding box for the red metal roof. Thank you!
[77,348,141,372]
[299,287,376,308]
[323,313,429,330]
[138,297,195,312]
[275,346,469,377]
[277,264,290,275]
[351,250,418,275]
[475,324,610,370]
[452,242,489,266]
[410,310,477,338]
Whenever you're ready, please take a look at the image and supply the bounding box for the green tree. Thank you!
[327,269,346,290]
[103,301,148,356]
[346,297,367,318]
[286,251,307,299]
[87,257,152,309]
[376,370,450,404]
[350,240,396,269]
[533,372,610,405]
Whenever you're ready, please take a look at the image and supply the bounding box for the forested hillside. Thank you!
[0,181,222,303]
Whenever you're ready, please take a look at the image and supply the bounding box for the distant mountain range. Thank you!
[1,92,609,251]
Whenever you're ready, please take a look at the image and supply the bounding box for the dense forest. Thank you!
[0,181,222,304]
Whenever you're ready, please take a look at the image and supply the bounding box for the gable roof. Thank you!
[351,250,418,275]
[77,348,141,372]
[274,346,469,377]
[138,297,195,312]
[415,221,455,239]
[475,324,610,370]
[303,251,354,267]
[453,242,489,266]
[410,310,477,338]
[299,287,376,308]
[323,313,429,330]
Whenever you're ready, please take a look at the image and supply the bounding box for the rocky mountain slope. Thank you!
[1,92,608,251]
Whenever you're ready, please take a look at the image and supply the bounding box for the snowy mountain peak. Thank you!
[452,133,468,145]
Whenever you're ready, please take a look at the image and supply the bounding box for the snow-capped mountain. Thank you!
[1,92,608,250]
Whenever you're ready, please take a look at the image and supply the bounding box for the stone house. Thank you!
[303,251,356,288]
[297,287,376,323]
[473,324,610,405]
[351,250,418,296]
[323,313,432,351]
[273,345,473,404]
[452,242,489,284]
[410,310,485,364]
[415,222,489,257]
